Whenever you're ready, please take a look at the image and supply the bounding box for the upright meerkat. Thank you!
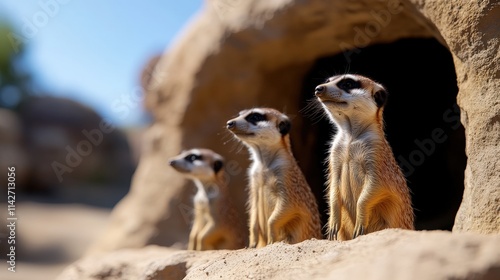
[169,149,245,250]
[314,74,414,241]
[227,108,322,248]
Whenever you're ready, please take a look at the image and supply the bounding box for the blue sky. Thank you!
[0,0,203,126]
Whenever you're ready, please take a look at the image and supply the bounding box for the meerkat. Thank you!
[314,74,414,241]
[169,148,245,250]
[226,108,322,248]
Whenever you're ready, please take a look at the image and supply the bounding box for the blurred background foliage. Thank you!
[0,21,32,110]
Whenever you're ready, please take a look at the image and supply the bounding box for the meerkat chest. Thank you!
[250,163,280,203]
[332,135,373,199]
[194,190,209,205]
[193,184,220,216]
[333,135,371,166]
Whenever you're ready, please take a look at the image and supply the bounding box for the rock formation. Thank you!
[18,96,135,192]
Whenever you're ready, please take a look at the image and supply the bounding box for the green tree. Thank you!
[0,21,32,110]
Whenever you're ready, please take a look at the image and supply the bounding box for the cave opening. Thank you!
[293,38,466,231]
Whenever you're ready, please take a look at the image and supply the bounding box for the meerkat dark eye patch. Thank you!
[337,78,361,92]
[278,120,291,136]
[374,89,388,108]
[185,154,202,162]
[245,112,267,124]
[213,160,223,173]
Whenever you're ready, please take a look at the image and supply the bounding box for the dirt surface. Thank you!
[60,229,500,280]
[0,202,110,280]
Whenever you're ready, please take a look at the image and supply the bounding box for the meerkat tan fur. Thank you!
[227,108,322,248]
[314,74,414,241]
[169,149,245,250]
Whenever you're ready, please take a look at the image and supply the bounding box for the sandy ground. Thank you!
[59,229,500,280]
[0,202,110,280]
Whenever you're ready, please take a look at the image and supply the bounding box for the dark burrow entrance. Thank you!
[293,38,466,231]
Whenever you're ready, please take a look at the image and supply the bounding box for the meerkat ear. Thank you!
[374,89,388,108]
[278,119,291,136]
[213,160,224,173]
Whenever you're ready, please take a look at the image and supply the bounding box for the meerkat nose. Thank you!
[315,85,325,96]
[226,120,236,129]
[168,160,175,166]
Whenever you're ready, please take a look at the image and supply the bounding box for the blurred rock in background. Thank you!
[0,108,30,187]
[18,96,135,195]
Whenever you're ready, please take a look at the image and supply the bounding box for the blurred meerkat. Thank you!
[314,74,414,241]
[227,108,322,248]
[169,149,245,250]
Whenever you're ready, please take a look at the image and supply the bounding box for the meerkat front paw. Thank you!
[328,223,340,240]
[249,231,258,248]
[353,223,365,239]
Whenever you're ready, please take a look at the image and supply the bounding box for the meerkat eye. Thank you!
[245,113,267,125]
[185,154,202,162]
[337,78,361,92]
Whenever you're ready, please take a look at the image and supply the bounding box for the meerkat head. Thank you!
[169,148,224,181]
[314,74,388,123]
[226,108,291,147]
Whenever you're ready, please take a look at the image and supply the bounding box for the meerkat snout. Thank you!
[314,85,325,96]
[226,120,236,129]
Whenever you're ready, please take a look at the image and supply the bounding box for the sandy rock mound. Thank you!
[59,229,500,280]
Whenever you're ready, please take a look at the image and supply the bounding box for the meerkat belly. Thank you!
[255,171,279,238]
[194,204,210,228]
[339,141,369,218]
[259,172,279,235]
